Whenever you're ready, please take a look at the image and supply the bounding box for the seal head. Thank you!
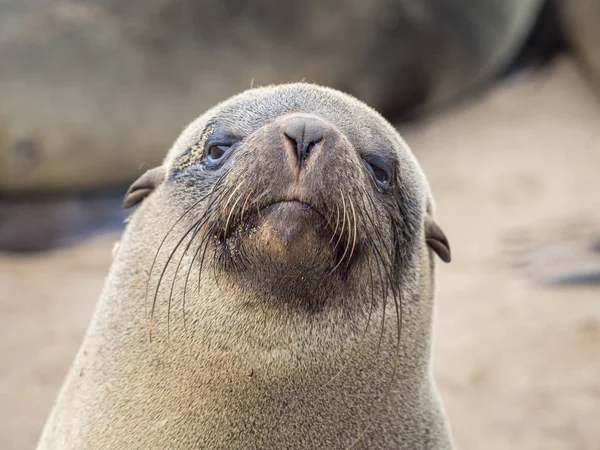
[126,86,450,309]
[39,84,453,450]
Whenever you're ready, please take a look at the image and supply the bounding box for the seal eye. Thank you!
[371,166,388,184]
[364,157,391,190]
[208,144,230,162]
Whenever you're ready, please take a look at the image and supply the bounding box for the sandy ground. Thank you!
[1,57,599,450]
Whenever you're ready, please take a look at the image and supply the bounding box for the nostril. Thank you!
[303,124,323,148]
[284,118,324,167]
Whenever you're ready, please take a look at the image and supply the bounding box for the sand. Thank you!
[1,57,599,449]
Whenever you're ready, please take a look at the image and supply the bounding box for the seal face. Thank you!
[38,84,452,450]
[154,86,447,307]
[169,109,416,310]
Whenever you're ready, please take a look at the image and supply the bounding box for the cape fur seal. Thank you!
[37,84,453,449]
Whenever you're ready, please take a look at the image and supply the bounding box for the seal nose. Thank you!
[284,117,324,167]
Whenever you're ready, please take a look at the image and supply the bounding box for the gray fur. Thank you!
[37,84,453,449]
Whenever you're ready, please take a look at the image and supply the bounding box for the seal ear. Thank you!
[124,166,165,209]
[425,216,451,263]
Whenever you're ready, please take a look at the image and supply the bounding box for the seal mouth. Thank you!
[221,198,329,239]
[261,200,317,214]
[258,200,326,222]
[254,200,332,243]
[215,196,356,270]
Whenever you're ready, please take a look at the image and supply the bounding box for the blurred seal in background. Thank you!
[0,0,544,194]
[502,1,600,286]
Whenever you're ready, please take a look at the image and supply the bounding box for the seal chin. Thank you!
[212,199,344,306]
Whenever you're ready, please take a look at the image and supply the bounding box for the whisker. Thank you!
[149,217,205,341]
[166,213,213,340]
[347,197,358,265]
[144,170,230,318]
[240,191,253,225]
[328,202,341,244]
[334,191,347,251]
[224,182,247,237]
[144,184,224,319]
[183,222,217,343]
[331,192,351,273]
[147,172,233,341]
